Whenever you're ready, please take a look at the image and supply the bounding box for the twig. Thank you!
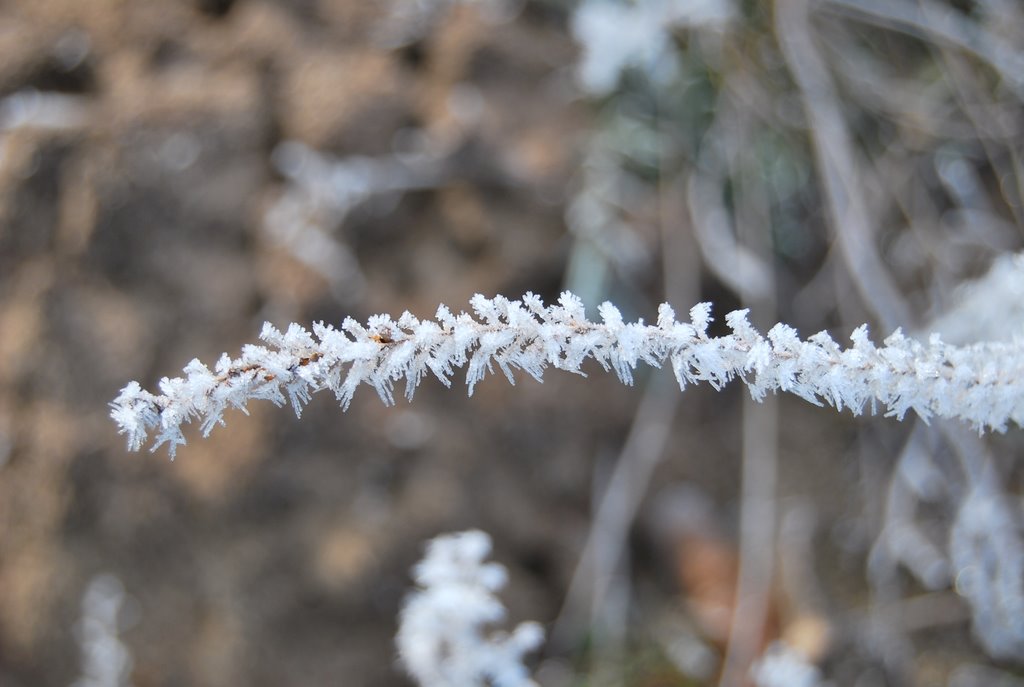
[112,291,1024,458]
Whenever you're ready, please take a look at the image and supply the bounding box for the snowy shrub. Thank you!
[71,574,134,687]
[397,530,543,687]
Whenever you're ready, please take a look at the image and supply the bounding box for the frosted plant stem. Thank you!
[111,291,1024,458]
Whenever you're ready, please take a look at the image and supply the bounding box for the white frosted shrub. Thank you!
[929,252,1024,345]
[397,530,543,687]
[112,291,1024,458]
[949,485,1024,659]
[72,574,134,687]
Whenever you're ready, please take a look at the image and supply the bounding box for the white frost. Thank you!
[110,291,1024,458]
[397,530,543,687]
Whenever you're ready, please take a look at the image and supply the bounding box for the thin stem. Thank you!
[111,291,1024,458]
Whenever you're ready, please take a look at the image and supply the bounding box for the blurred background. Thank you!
[0,0,1023,685]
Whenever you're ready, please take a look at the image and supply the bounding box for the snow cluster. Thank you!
[572,0,734,95]
[749,641,825,687]
[111,291,1024,457]
[396,530,543,687]
[72,574,134,687]
[950,484,1024,659]
[928,251,1024,345]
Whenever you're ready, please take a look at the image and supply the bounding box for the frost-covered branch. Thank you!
[111,292,1024,457]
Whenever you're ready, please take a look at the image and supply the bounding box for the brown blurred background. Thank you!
[0,0,1022,685]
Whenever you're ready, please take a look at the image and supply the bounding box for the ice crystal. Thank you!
[111,292,1024,458]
